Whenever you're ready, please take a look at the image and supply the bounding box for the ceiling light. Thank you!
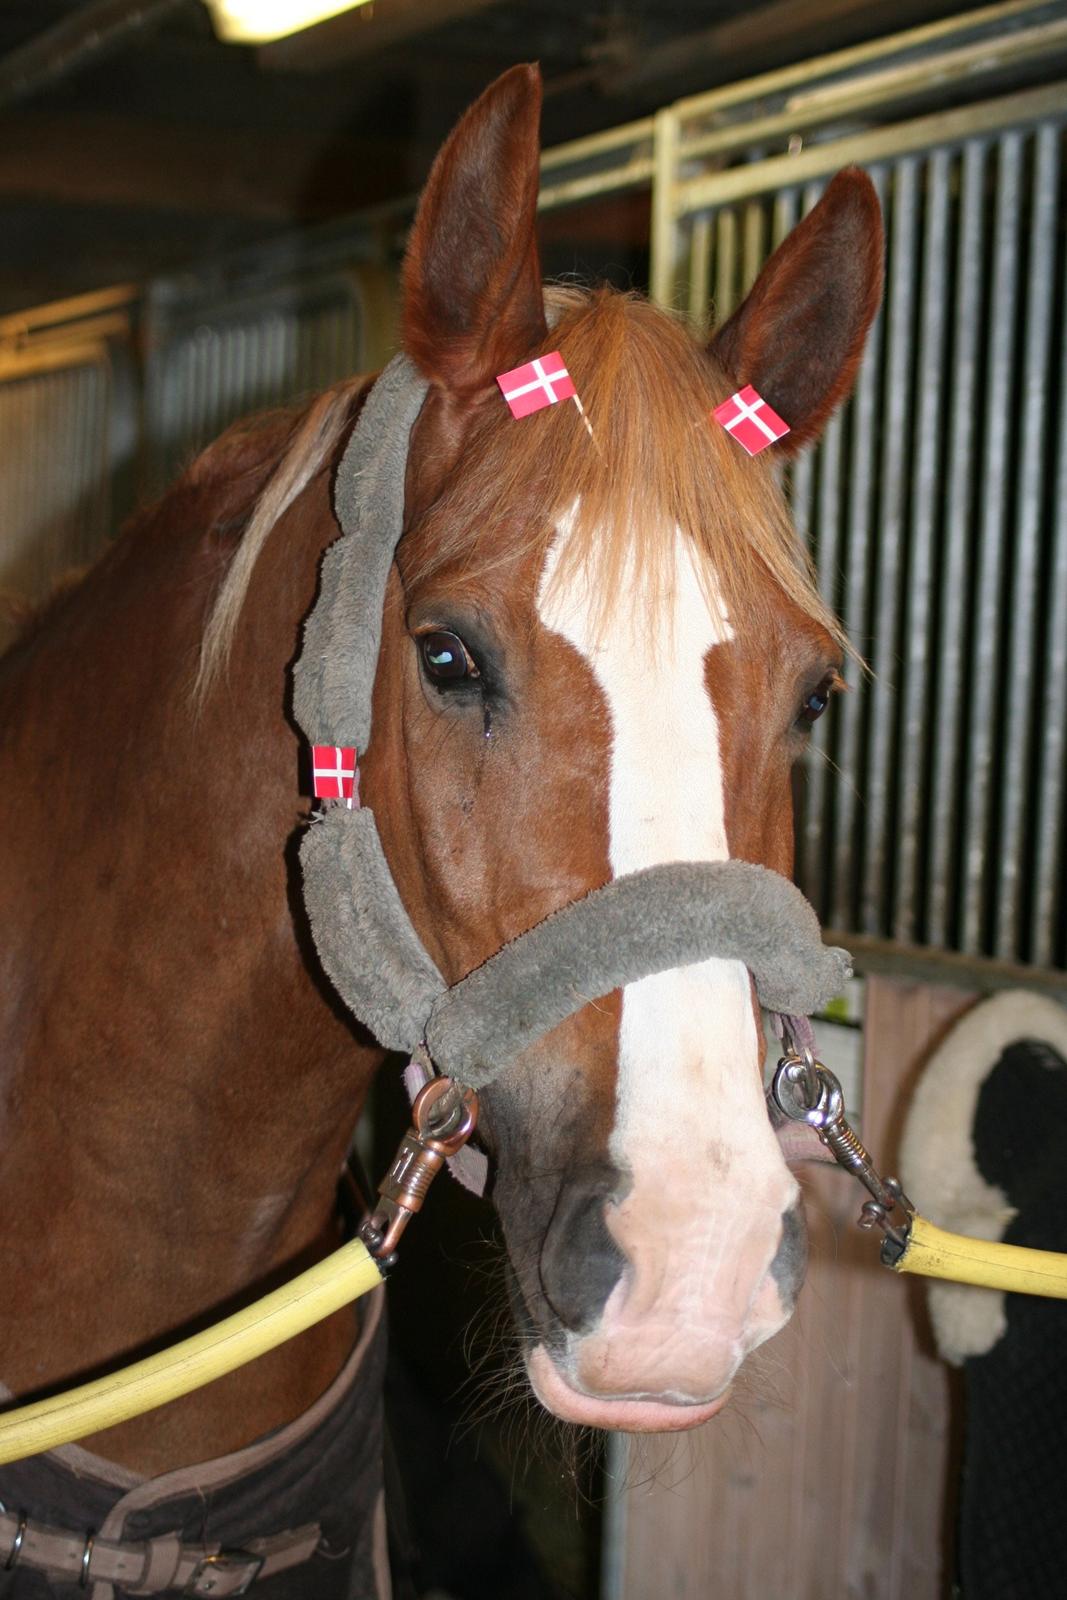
[204,0,374,45]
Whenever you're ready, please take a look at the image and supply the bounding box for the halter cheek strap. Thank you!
[292,350,852,1100]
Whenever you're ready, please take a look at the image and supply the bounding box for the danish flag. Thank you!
[712,385,791,456]
[311,745,359,807]
[496,351,576,418]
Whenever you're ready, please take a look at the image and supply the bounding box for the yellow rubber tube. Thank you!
[4,1216,1063,1468]
[0,1237,383,1466]
[893,1214,1067,1298]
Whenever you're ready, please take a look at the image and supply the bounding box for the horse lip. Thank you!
[526,1343,730,1433]
[503,1255,567,1353]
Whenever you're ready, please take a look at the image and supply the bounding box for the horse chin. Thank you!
[525,1343,730,1434]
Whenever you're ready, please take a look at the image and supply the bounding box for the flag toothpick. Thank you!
[311,745,359,809]
[712,385,790,456]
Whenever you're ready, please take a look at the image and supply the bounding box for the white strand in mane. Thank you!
[194,379,365,705]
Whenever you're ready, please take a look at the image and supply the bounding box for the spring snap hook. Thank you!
[771,1055,914,1258]
[359,1076,480,1267]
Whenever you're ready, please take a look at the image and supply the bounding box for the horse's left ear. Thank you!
[710,169,883,452]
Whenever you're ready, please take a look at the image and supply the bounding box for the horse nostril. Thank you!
[539,1168,627,1334]
[768,1201,808,1309]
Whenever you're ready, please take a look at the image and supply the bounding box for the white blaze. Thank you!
[536,516,755,1129]
[537,514,795,1400]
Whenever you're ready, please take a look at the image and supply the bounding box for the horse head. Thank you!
[352,65,883,1431]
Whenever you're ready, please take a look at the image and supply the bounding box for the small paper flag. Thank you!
[496,352,576,418]
[712,384,790,456]
[311,745,358,805]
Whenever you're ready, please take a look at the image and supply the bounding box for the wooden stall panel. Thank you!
[609,979,973,1600]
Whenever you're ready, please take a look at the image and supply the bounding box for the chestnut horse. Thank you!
[0,62,881,1592]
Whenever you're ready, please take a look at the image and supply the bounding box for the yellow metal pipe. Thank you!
[893,1215,1067,1298]
[0,1237,382,1466]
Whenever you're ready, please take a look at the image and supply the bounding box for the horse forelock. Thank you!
[195,284,844,711]
[403,284,846,654]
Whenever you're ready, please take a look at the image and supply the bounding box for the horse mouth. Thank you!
[525,1343,730,1434]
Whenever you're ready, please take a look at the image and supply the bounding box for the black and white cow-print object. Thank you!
[901,990,1067,1600]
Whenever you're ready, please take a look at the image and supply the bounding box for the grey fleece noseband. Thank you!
[293,354,851,1089]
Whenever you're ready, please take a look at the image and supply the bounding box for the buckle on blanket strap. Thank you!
[185,1549,264,1595]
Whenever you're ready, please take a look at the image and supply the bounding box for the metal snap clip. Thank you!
[360,1075,480,1262]
[770,1055,914,1257]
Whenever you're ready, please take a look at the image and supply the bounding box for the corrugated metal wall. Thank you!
[0,267,372,646]
[144,279,364,492]
[0,356,112,621]
[671,88,1067,974]
[796,124,1067,972]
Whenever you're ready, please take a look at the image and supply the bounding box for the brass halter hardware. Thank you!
[359,1076,479,1266]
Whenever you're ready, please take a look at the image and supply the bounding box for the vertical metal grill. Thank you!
[679,108,1067,971]
[0,357,111,613]
[144,280,363,491]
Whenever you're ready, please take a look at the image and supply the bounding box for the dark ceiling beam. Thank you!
[259,0,502,72]
[0,112,410,219]
[0,0,188,110]
[603,0,970,97]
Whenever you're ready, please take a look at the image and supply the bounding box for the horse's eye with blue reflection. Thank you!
[798,677,834,725]
[418,630,478,684]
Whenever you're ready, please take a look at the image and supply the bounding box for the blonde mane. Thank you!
[194,377,365,701]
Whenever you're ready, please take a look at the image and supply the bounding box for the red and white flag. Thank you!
[712,385,790,456]
[496,351,576,418]
[311,745,359,807]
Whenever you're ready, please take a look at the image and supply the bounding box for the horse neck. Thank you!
[0,411,384,1438]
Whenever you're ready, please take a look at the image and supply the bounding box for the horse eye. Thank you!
[798,676,835,726]
[418,630,478,684]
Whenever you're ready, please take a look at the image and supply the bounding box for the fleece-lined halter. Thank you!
[292,351,852,1087]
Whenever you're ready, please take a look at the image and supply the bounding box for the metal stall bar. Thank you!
[538,116,654,213]
[960,131,1024,955]
[712,207,739,325]
[864,158,918,936]
[832,165,887,935]
[927,137,987,951]
[799,178,838,917]
[895,147,952,945]
[650,107,682,309]
[995,122,1060,959]
[1030,163,1067,969]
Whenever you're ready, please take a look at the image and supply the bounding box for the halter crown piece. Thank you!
[292,352,851,1094]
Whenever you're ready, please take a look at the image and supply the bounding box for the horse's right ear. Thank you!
[402,64,548,395]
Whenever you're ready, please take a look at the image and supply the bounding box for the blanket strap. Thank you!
[0,1507,321,1595]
